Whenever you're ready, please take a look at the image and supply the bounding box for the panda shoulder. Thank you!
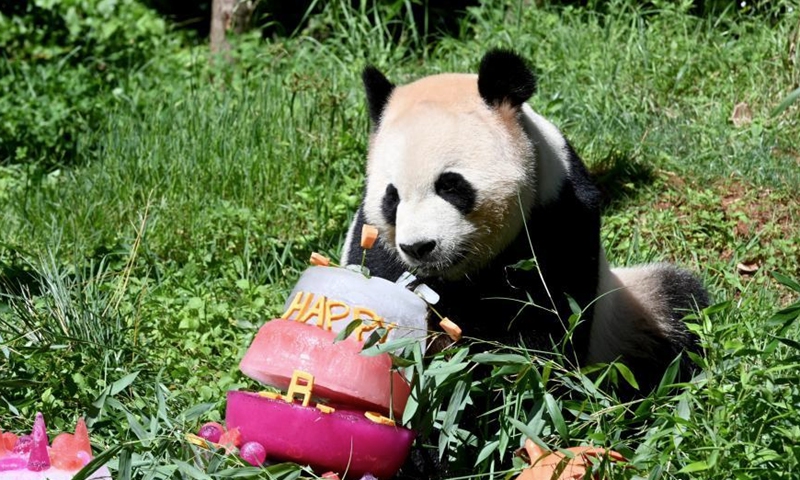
[520,104,600,210]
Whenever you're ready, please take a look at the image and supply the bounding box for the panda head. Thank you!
[361,50,539,280]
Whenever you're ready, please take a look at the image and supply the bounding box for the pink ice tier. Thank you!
[0,413,112,480]
[239,319,411,418]
[226,391,414,479]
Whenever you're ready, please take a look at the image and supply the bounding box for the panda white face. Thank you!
[362,73,537,280]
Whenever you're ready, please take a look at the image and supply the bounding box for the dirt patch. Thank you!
[715,177,797,241]
[659,171,798,241]
[652,172,799,282]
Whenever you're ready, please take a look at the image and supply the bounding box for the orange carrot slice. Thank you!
[310,252,330,266]
[439,317,462,341]
[361,224,379,249]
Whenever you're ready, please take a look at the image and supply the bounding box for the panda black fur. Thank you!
[342,49,709,392]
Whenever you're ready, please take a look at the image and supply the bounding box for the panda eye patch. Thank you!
[435,172,476,214]
[381,183,400,225]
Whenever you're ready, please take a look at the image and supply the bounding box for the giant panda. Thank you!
[341,49,709,393]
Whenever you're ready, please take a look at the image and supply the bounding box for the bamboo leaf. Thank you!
[110,371,139,396]
[181,402,216,421]
[71,444,122,480]
[544,393,569,443]
[334,319,362,343]
[173,459,214,479]
[472,353,530,365]
[678,461,710,473]
[614,362,640,390]
[475,439,500,465]
[361,336,418,356]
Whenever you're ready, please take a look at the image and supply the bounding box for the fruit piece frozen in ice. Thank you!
[51,432,75,452]
[74,417,92,455]
[0,431,7,457]
[197,422,224,443]
[239,441,266,466]
[1,432,16,451]
[51,452,84,471]
[13,435,32,454]
[219,427,242,453]
[26,412,50,471]
[51,432,89,470]
[50,443,85,470]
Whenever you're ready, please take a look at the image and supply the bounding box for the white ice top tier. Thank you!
[284,266,430,353]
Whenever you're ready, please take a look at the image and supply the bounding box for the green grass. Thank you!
[1,0,800,478]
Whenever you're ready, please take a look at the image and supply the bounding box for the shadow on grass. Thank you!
[0,249,42,300]
[589,150,656,212]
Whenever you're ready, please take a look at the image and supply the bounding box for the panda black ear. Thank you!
[477,49,537,108]
[362,66,395,128]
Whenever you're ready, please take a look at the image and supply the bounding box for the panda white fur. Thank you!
[342,49,709,392]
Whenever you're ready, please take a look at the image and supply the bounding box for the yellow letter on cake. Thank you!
[285,370,315,407]
[282,292,313,321]
[298,294,326,325]
[323,299,350,330]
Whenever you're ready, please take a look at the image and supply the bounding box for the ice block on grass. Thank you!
[0,413,112,480]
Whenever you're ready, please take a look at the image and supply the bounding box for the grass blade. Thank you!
[772,87,800,116]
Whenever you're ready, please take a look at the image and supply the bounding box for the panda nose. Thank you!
[399,240,437,261]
